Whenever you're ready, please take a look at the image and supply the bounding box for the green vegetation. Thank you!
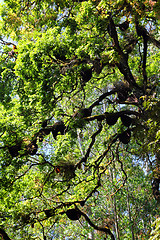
[0,0,159,239]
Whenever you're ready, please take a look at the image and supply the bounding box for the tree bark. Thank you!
[110,166,120,240]
[126,187,135,240]
[0,228,12,240]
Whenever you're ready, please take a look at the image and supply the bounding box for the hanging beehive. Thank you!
[52,121,66,139]
[80,67,92,83]
[26,139,38,155]
[8,144,21,157]
[114,81,130,102]
[38,128,51,142]
[66,209,81,220]
[74,108,92,119]
[119,129,131,144]
[106,114,119,126]
[121,114,132,127]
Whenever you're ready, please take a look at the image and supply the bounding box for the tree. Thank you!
[149,217,160,240]
[0,0,159,239]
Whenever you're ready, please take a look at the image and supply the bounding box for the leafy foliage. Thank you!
[0,0,159,239]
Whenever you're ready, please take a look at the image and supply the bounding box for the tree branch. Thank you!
[78,208,115,240]
[107,15,140,88]
[0,228,12,240]
[80,122,103,163]
[90,89,116,109]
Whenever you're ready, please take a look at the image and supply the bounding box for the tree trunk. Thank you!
[77,130,95,239]
[0,228,12,240]
[110,166,120,240]
[126,187,135,240]
[77,129,85,171]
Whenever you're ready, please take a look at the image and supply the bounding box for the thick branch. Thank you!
[0,228,12,240]
[86,110,140,122]
[90,89,116,109]
[79,208,115,240]
[107,15,140,88]
[116,59,138,88]
[136,20,160,49]
[107,15,123,56]
[152,178,160,203]
[135,20,148,89]
[81,122,103,163]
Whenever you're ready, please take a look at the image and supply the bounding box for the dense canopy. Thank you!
[0,0,159,239]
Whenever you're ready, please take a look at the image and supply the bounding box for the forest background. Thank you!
[0,0,159,239]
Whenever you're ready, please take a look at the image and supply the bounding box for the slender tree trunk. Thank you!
[77,129,85,171]
[77,130,95,239]
[77,129,84,156]
[113,194,120,240]
[88,206,95,240]
[126,187,135,240]
[110,167,120,240]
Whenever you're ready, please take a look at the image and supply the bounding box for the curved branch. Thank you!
[90,89,116,109]
[135,20,160,49]
[78,208,115,240]
[80,122,103,163]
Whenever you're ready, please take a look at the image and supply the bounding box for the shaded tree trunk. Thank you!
[110,166,120,240]
[77,130,95,239]
[88,207,95,240]
[126,187,135,240]
[0,228,12,240]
